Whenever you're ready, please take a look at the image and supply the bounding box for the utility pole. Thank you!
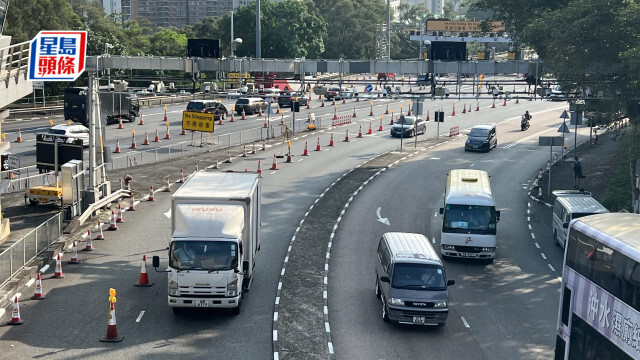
[387,0,391,60]
[256,0,261,59]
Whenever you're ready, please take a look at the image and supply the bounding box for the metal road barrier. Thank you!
[0,40,30,85]
[0,213,63,289]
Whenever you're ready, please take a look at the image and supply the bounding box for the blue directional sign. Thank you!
[365,84,373,93]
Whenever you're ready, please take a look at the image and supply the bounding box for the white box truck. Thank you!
[152,171,261,314]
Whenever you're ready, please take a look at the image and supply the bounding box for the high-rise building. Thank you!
[132,0,236,28]
[399,0,444,16]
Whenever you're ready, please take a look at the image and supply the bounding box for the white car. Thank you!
[47,124,90,147]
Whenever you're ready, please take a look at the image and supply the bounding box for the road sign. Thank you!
[365,84,373,93]
[182,111,215,133]
[33,81,45,90]
[8,155,19,171]
[28,30,87,81]
[559,110,569,119]
[538,136,564,146]
[557,122,571,133]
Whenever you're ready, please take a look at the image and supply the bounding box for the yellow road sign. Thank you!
[182,111,215,133]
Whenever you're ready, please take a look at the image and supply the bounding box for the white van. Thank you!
[375,232,455,326]
[552,192,609,249]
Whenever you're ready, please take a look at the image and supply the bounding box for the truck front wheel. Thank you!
[232,304,241,315]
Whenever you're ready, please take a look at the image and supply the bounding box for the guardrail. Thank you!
[0,40,30,87]
[0,213,63,289]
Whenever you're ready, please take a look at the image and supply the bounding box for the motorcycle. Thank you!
[521,115,531,131]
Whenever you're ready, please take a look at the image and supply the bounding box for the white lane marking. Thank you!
[531,233,536,239]
[135,311,145,322]
[549,264,556,272]
[376,207,390,226]
[164,209,171,218]
[25,278,35,288]
[535,242,540,249]
[434,212,438,217]
[430,157,441,160]
[528,224,532,230]
[541,253,547,260]
[432,237,436,244]
[461,316,470,328]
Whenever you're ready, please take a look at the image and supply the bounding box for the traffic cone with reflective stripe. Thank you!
[134,255,154,287]
[271,154,278,170]
[52,254,65,278]
[385,105,389,114]
[31,273,46,300]
[302,141,309,156]
[128,194,136,211]
[257,161,262,178]
[16,129,23,143]
[114,139,121,153]
[262,140,267,151]
[251,142,256,154]
[178,169,185,183]
[476,102,480,111]
[315,137,321,151]
[84,230,94,251]
[7,297,23,325]
[165,125,171,140]
[241,145,248,157]
[344,129,350,142]
[138,114,144,125]
[148,185,155,201]
[180,128,187,135]
[100,289,123,342]
[329,133,334,146]
[130,132,137,149]
[143,132,150,145]
[368,122,373,134]
[153,129,160,142]
[503,99,507,106]
[116,204,125,223]
[353,107,357,118]
[164,177,171,192]
[68,241,80,264]
[378,118,384,131]
[241,109,246,120]
[357,126,363,138]
[463,104,467,114]
[108,211,118,231]
[95,221,105,240]
[451,104,456,116]
[118,117,124,129]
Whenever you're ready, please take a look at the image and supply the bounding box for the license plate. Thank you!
[460,252,478,257]
[413,316,426,324]
[473,145,478,149]
[196,300,208,307]
[38,197,49,203]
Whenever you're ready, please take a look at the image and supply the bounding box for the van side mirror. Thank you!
[439,208,444,215]
[447,280,456,286]
[563,222,569,229]
[152,256,160,268]
[496,211,501,222]
[380,276,390,283]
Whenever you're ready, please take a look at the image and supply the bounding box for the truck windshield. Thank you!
[170,241,238,271]
[443,204,497,235]
[391,263,446,291]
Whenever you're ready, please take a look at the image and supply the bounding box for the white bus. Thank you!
[555,213,640,360]
[439,169,500,262]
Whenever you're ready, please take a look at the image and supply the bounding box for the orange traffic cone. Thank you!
[118,117,124,129]
[271,154,278,170]
[241,109,246,120]
[385,105,389,114]
[100,289,123,342]
[329,133,334,146]
[303,141,309,156]
[321,99,325,107]
[476,102,480,111]
[16,129,23,143]
[344,129,350,142]
[130,132,137,149]
[165,126,171,140]
[95,220,105,240]
[114,138,121,153]
[258,106,263,117]
[116,204,125,223]
[134,255,154,287]
[286,152,292,163]
[357,126,363,138]
[164,176,171,192]
[138,114,144,125]
[503,99,507,106]
[257,160,263,178]
[108,210,118,231]
[143,132,150,145]
[378,119,384,131]
[219,116,224,125]
[153,129,160,142]
[148,185,155,201]
[31,273,46,300]
[7,296,23,325]
[315,137,321,151]
[367,122,373,134]
[180,128,187,135]
[84,230,94,251]
[352,107,357,118]
[52,254,65,278]
[451,104,456,116]
[128,194,136,211]
[68,241,80,264]
[342,98,346,104]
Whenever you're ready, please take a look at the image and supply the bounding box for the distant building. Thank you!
[400,0,444,15]
[131,0,240,28]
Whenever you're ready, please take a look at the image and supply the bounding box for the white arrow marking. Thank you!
[164,209,171,218]
[376,207,390,226]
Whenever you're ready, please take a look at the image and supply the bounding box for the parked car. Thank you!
[234,97,268,115]
[187,100,220,112]
[203,102,229,120]
[390,115,426,138]
[277,92,308,108]
[46,124,90,147]
[324,86,342,100]
[464,124,497,152]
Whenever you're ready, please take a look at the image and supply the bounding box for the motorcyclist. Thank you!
[523,111,532,121]
[521,111,531,130]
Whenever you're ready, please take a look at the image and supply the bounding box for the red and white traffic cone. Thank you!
[271,154,278,170]
[257,160,263,178]
[95,221,105,240]
[352,107,357,118]
[7,296,23,325]
[369,106,374,117]
[68,241,80,264]
[242,109,246,120]
[367,122,373,134]
[180,128,187,135]
[463,104,467,114]
[153,129,160,142]
[52,254,65,278]
[130,132,137,149]
[178,169,185,183]
[100,291,123,342]
[164,177,171,192]
[385,104,389,114]
[114,139,121,153]
[315,137,321,151]
[503,99,507,106]
[31,273,46,300]
[344,129,350,142]
[108,210,118,231]
[148,185,155,201]
[16,129,23,143]
[118,117,124,129]
[357,126,363,138]
[286,151,292,163]
[241,145,248,157]
[165,125,171,140]
[491,100,496,108]
[143,132,150,145]
[302,141,309,156]
[138,114,144,125]
[538,168,544,181]
[84,230,94,251]
[329,133,334,147]
[451,104,456,116]
[378,118,384,131]
[128,194,136,211]
[476,102,480,111]
[251,142,257,154]
[262,140,267,151]
[134,255,154,287]
[116,204,125,223]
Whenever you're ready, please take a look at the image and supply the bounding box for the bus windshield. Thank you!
[443,204,497,235]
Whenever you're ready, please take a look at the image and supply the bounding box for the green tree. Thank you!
[149,29,188,57]
[4,0,83,43]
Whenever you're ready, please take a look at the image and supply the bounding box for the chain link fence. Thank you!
[0,213,63,288]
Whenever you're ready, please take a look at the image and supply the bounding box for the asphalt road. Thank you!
[0,92,594,359]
